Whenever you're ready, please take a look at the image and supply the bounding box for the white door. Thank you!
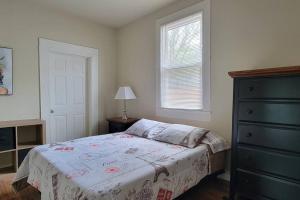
[49,53,86,142]
[39,39,99,144]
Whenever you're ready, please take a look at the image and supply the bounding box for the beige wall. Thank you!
[117,0,300,142]
[1,0,300,139]
[0,0,118,132]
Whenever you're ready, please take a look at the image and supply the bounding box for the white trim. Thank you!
[156,108,211,121]
[39,38,99,143]
[155,0,211,121]
[218,170,231,181]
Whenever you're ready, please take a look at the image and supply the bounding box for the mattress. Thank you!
[13,132,225,200]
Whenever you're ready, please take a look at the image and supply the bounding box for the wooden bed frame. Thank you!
[209,150,227,175]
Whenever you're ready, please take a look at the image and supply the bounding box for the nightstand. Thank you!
[106,117,139,133]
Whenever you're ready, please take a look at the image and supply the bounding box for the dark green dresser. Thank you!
[229,66,300,200]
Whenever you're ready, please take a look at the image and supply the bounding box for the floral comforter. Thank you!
[13,133,211,200]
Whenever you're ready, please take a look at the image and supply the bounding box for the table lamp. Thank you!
[114,86,136,120]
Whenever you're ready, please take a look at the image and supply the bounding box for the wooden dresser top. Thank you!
[229,66,300,78]
[106,117,139,124]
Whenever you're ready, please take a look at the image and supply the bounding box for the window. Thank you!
[156,0,210,121]
[161,13,203,110]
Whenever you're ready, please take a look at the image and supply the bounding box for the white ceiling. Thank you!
[30,0,178,28]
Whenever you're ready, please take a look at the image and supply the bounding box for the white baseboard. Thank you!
[218,170,230,181]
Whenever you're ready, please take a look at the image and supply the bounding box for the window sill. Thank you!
[156,107,211,121]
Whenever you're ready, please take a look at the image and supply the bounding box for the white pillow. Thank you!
[150,124,209,148]
[125,119,165,137]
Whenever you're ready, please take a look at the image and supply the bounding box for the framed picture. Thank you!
[0,47,13,95]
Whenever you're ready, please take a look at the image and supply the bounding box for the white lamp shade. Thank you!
[114,86,136,100]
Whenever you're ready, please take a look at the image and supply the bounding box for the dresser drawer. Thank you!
[238,76,300,99]
[239,102,300,125]
[238,147,300,180]
[237,170,300,200]
[238,124,300,153]
[236,195,271,200]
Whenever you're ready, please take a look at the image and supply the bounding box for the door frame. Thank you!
[39,38,99,143]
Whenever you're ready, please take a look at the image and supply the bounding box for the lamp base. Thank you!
[121,99,128,120]
[122,112,128,121]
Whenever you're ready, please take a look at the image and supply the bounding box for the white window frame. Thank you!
[156,0,211,121]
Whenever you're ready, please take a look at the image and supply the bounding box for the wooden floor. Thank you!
[0,174,40,200]
[0,173,229,200]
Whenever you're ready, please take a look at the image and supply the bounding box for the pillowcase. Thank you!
[125,118,210,148]
[201,131,230,153]
[150,124,209,148]
[125,119,165,137]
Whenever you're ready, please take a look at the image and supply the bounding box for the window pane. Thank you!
[161,13,203,110]
[164,13,202,68]
[161,66,202,109]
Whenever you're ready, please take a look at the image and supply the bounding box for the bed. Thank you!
[13,121,228,200]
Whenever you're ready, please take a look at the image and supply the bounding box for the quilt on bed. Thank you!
[13,133,211,200]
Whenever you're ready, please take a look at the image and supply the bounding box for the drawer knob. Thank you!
[243,179,249,184]
[247,109,253,114]
[248,86,255,92]
[246,132,252,137]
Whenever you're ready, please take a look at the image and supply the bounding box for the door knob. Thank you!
[50,109,54,114]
